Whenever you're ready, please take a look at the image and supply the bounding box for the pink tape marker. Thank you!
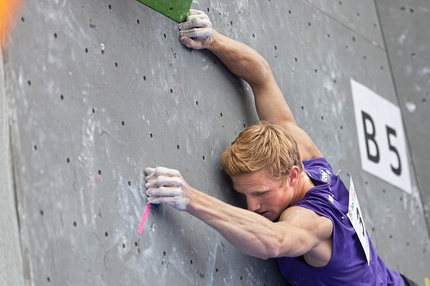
[137,203,151,235]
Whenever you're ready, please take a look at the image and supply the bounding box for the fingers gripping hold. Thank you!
[144,167,189,211]
[178,13,212,30]
[145,166,180,179]
[177,9,212,49]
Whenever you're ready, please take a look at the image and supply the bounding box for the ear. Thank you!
[287,166,301,187]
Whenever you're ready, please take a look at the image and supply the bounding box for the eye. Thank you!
[254,191,269,197]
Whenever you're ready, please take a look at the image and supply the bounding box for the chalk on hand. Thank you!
[137,203,152,235]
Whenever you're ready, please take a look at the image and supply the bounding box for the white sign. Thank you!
[351,79,412,194]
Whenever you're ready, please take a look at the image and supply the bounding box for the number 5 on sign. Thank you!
[351,79,412,194]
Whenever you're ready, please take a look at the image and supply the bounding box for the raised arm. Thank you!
[179,10,322,160]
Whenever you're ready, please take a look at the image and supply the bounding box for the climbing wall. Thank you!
[3,0,430,285]
[375,0,430,236]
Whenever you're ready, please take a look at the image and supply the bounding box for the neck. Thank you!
[291,172,314,205]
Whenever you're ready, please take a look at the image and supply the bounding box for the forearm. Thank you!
[206,30,270,89]
[187,189,287,259]
[206,30,295,124]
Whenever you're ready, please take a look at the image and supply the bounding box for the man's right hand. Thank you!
[178,9,213,49]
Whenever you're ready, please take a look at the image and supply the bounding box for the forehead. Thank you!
[231,169,277,193]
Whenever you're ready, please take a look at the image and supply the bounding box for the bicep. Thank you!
[282,122,323,161]
[251,77,323,161]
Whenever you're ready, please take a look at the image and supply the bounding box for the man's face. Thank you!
[231,169,292,221]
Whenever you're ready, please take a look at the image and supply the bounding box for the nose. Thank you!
[246,196,260,212]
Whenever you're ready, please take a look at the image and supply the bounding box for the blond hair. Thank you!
[221,121,303,183]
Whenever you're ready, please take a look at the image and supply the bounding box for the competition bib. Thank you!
[337,170,371,265]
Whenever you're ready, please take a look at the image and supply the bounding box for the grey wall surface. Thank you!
[375,0,430,237]
[0,48,26,286]
[2,0,430,285]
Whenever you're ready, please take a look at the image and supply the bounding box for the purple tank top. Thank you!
[277,158,403,285]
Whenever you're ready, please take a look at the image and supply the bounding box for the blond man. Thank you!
[145,9,416,285]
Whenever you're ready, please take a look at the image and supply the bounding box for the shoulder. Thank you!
[303,157,336,185]
[280,206,332,237]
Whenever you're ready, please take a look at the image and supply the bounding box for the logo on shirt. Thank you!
[319,168,331,184]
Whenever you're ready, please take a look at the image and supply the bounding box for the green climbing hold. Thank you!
[136,0,192,23]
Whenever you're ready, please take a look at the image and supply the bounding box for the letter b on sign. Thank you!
[351,79,411,194]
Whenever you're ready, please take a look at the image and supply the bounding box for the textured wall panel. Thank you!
[376,0,430,238]
[5,0,430,284]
